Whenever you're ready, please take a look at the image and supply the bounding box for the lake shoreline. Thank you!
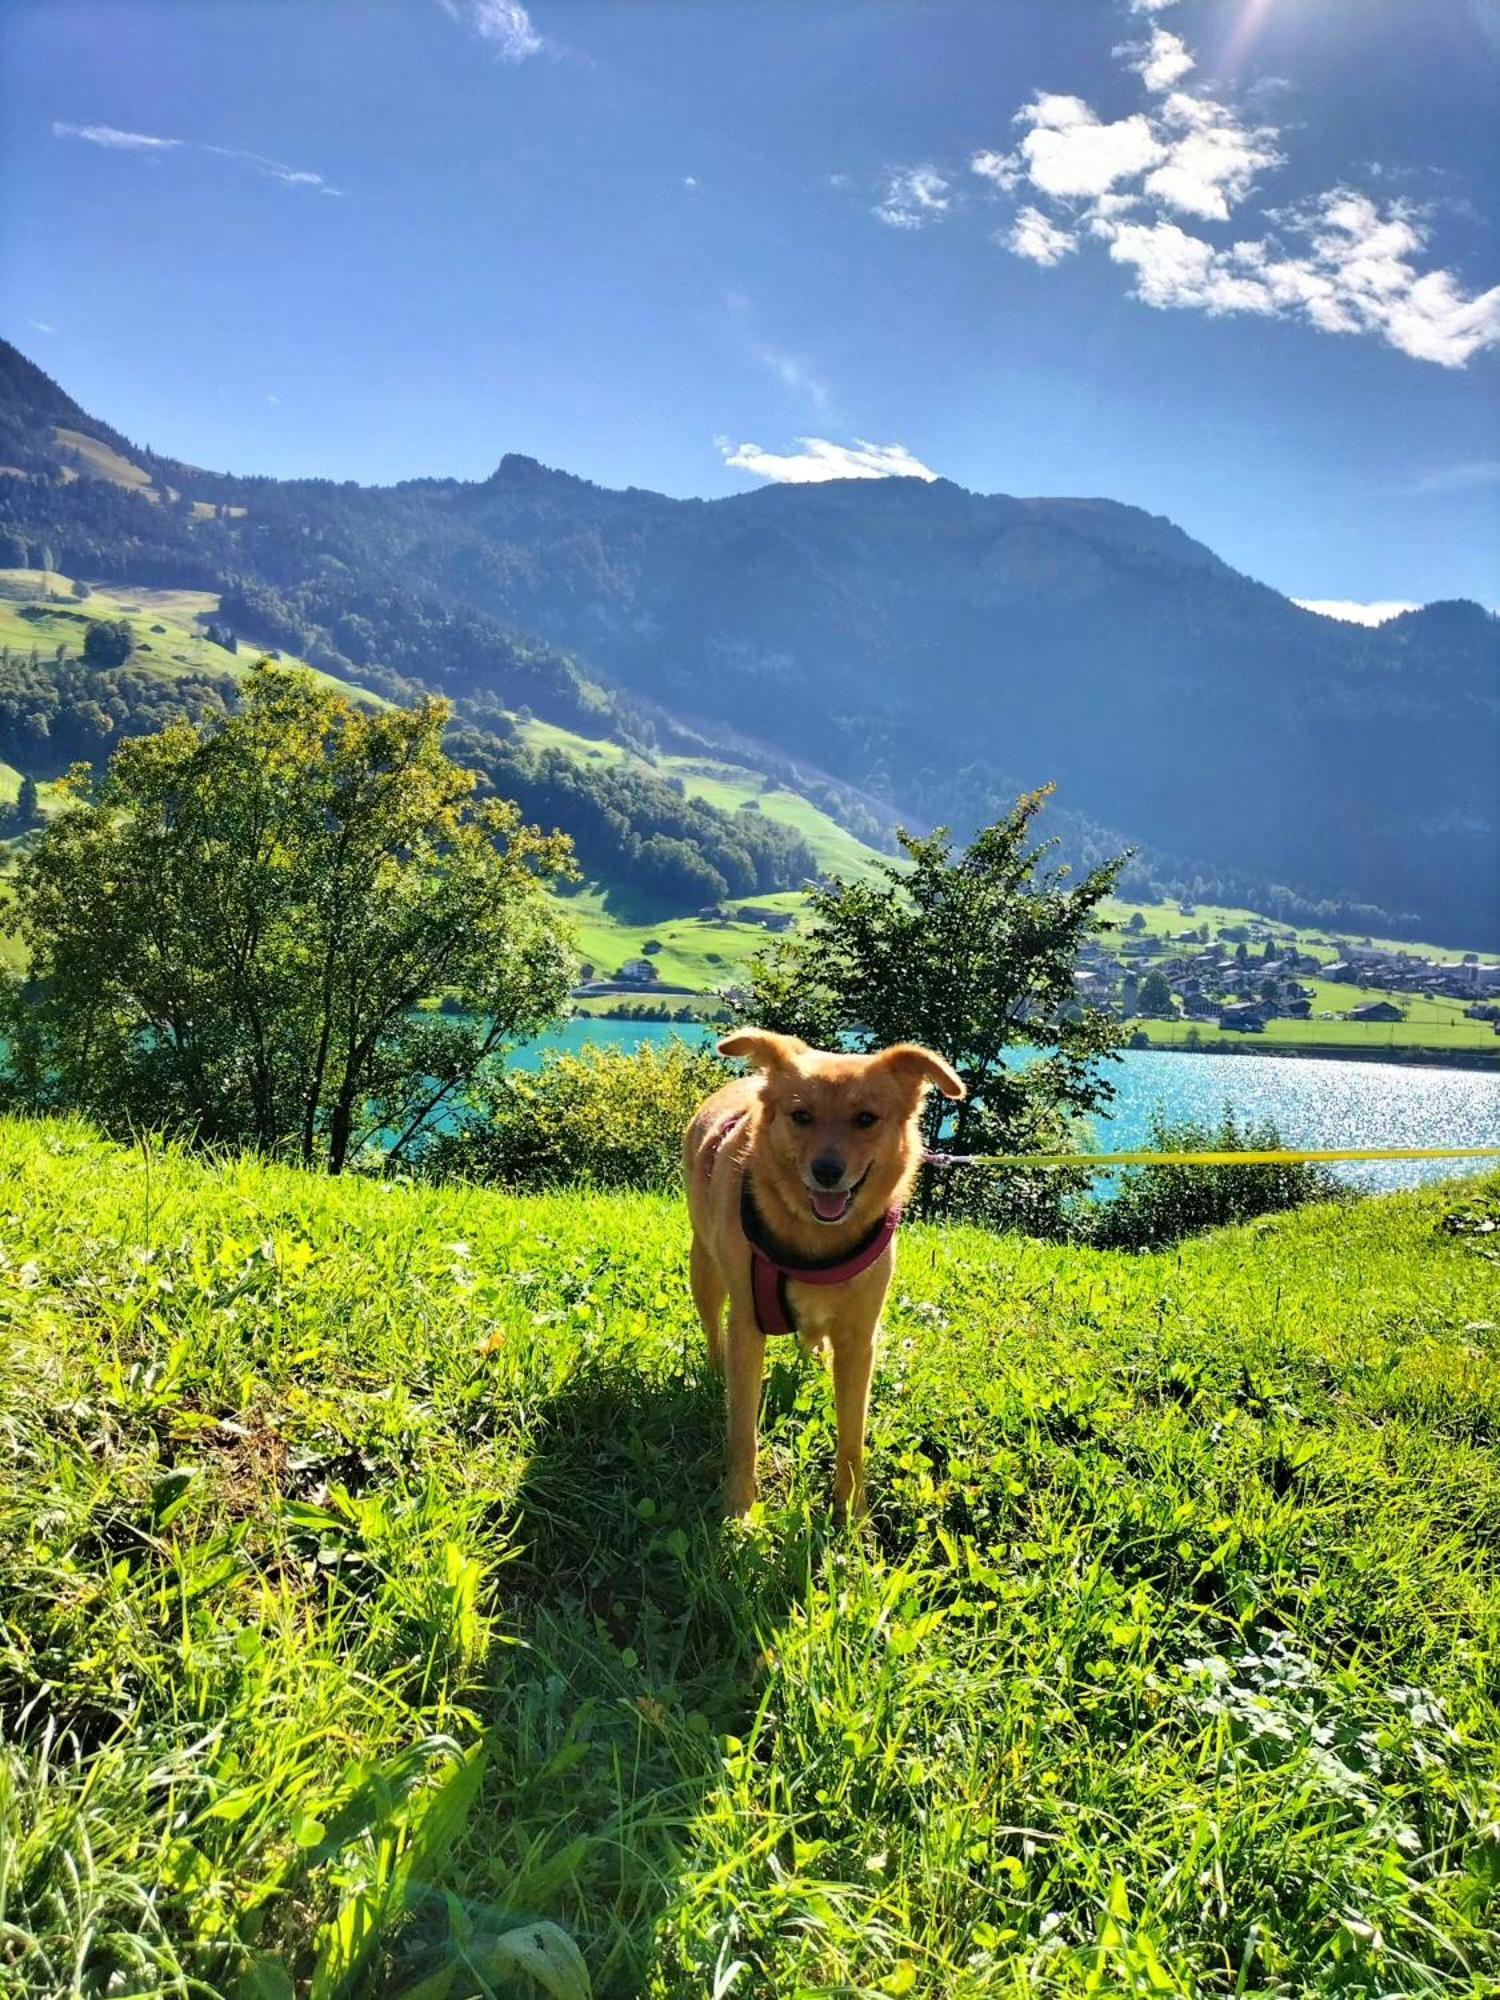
[1125,1037,1500,1074]
[573,1005,1500,1074]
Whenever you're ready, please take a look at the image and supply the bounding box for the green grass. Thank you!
[1132,980,1499,1056]
[1131,1016,1499,1056]
[3,1117,1499,1996]
[516,717,888,884]
[555,881,803,991]
[53,426,156,494]
[0,569,383,708]
[523,720,888,994]
[1102,898,1488,968]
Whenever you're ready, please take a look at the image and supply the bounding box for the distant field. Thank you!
[517,717,888,883]
[1131,1014,1498,1055]
[1102,896,1487,967]
[519,716,888,992]
[0,569,383,708]
[53,425,154,494]
[554,881,799,991]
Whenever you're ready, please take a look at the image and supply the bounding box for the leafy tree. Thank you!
[1,665,577,1170]
[82,617,135,668]
[11,774,38,831]
[737,788,1125,1223]
[1138,969,1174,1016]
[429,1040,731,1191]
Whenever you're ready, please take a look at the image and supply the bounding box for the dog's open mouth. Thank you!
[807,1168,869,1225]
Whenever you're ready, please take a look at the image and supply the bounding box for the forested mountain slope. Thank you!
[4,337,1495,940]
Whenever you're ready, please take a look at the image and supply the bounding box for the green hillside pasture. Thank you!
[556,880,796,990]
[517,717,887,883]
[519,717,885,995]
[53,425,155,493]
[1103,897,1487,967]
[0,570,384,708]
[2,1120,1498,1996]
[1133,980,1498,1055]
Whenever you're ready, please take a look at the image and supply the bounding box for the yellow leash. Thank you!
[923,1146,1500,1169]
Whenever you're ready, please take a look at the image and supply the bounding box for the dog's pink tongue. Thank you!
[811,1189,850,1222]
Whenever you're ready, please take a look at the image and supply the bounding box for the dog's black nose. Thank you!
[811,1154,845,1188]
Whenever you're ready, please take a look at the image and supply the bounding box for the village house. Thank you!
[1218,1003,1267,1032]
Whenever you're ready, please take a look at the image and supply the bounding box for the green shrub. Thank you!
[1087,1108,1347,1251]
[427,1038,729,1190]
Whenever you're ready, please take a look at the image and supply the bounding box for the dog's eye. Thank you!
[790,1107,814,1126]
[853,1110,879,1129]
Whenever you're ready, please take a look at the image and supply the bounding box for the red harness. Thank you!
[704,1112,903,1337]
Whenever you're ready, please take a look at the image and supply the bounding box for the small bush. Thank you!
[426,1039,729,1190]
[1087,1108,1346,1251]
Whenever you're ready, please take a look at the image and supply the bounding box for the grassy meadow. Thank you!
[1127,1008,1499,1057]
[516,719,888,882]
[3,1117,1499,1996]
[0,569,379,707]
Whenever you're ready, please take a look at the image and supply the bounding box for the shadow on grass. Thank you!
[557,878,683,928]
[397,1344,828,1998]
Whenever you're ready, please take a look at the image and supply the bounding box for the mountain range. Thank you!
[2,336,1496,944]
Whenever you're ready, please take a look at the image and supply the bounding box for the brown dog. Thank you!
[683,1029,965,1518]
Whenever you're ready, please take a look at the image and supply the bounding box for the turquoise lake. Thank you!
[515,1018,1500,1195]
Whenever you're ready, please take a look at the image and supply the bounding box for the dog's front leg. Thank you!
[722,1309,766,1519]
[830,1326,877,1519]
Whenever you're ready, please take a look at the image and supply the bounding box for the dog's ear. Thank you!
[717,1028,808,1072]
[875,1042,966,1100]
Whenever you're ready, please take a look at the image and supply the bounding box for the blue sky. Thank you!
[2,0,1498,613]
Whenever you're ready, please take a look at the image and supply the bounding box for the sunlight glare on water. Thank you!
[522,1023,1500,1196]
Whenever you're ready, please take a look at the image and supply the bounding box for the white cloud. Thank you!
[266,393,281,406]
[1293,599,1420,626]
[971,148,1023,193]
[1140,92,1281,220]
[54,122,180,151]
[971,15,1499,368]
[1130,0,1183,11]
[875,166,951,229]
[212,148,339,194]
[29,320,54,335]
[1010,95,1165,202]
[1008,206,1078,267]
[719,437,939,484]
[683,175,698,191]
[1124,27,1195,94]
[1103,219,1275,313]
[757,347,830,412]
[436,0,542,61]
[54,121,339,193]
